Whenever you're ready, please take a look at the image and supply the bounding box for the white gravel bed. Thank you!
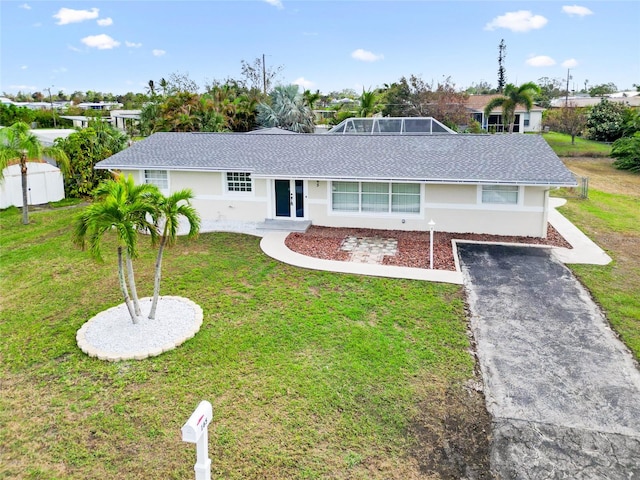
[76,296,203,361]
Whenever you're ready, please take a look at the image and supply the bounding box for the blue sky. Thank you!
[1,1,638,96]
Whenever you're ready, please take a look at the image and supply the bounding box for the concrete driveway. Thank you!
[457,244,640,479]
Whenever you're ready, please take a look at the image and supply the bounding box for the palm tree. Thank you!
[159,77,168,97]
[147,79,156,97]
[303,89,321,110]
[483,82,541,133]
[257,84,315,133]
[74,174,159,324]
[358,89,379,117]
[148,189,200,320]
[0,122,70,224]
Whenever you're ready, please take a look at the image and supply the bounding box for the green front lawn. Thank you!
[0,206,476,479]
[543,131,612,157]
[560,190,640,358]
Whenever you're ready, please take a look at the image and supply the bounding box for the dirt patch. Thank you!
[409,377,493,479]
[563,157,640,196]
[286,225,570,271]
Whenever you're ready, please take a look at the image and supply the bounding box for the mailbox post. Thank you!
[181,400,213,480]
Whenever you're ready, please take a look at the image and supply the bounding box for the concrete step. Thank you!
[257,219,311,232]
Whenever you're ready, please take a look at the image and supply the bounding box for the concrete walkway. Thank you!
[458,244,640,478]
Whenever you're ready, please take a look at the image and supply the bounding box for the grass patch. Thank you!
[543,131,611,157]
[559,190,640,358]
[0,206,484,479]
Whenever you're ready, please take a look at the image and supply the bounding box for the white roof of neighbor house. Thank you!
[95,132,576,187]
[30,129,76,146]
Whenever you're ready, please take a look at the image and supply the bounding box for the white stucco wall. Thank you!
[116,169,550,237]
[0,162,65,209]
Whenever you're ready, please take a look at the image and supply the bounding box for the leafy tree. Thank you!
[543,103,587,144]
[621,108,640,137]
[535,77,564,108]
[74,175,159,323]
[148,189,200,320]
[55,120,128,197]
[257,85,315,133]
[483,82,541,133]
[585,99,626,142]
[589,83,617,97]
[610,134,640,173]
[0,122,70,224]
[0,104,35,126]
[465,81,496,95]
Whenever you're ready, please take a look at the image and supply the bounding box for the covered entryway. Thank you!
[274,179,305,219]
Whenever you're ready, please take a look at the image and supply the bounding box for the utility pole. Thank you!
[565,69,572,107]
[45,86,57,128]
[262,53,267,96]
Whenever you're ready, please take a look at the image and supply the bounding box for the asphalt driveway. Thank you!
[457,244,640,479]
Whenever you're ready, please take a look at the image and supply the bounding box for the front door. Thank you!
[274,179,304,218]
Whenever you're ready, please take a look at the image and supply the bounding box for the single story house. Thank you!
[95,132,576,238]
[466,95,545,133]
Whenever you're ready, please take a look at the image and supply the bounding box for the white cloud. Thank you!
[19,3,31,10]
[81,34,120,50]
[21,65,28,70]
[67,44,83,52]
[351,48,384,62]
[263,0,283,9]
[32,22,42,27]
[562,58,579,68]
[562,5,593,17]
[526,55,556,67]
[54,7,99,25]
[97,17,113,26]
[484,10,548,32]
[53,66,68,73]
[152,49,166,57]
[292,77,315,89]
[125,41,142,48]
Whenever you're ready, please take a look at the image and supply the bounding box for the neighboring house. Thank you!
[110,110,141,132]
[328,117,457,134]
[76,102,122,111]
[466,95,544,133]
[0,162,65,209]
[95,132,576,238]
[549,95,640,108]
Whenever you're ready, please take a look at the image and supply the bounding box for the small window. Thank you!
[227,172,252,192]
[332,181,359,211]
[482,185,519,204]
[392,183,420,213]
[144,170,168,190]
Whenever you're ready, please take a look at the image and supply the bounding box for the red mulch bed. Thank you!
[285,225,572,271]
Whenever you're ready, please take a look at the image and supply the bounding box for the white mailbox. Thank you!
[182,400,213,480]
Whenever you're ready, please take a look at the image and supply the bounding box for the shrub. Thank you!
[611,134,640,173]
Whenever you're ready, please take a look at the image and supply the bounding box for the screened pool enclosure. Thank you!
[327,117,457,135]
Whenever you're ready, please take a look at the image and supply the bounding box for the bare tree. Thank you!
[240,56,283,94]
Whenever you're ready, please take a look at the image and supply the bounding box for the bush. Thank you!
[611,134,640,173]
[585,99,626,142]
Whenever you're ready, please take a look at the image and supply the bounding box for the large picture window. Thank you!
[144,170,168,190]
[227,172,252,192]
[481,185,519,204]
[332,181,420,214]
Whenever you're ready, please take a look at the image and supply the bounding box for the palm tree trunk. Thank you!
[148,236,167,320]
[125,253,142,317]
[118,247,138,324]
[20,152,29,225]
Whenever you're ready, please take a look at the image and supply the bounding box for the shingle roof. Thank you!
[95,132,576,186]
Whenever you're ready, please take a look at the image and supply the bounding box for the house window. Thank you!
[332,181,359,211]
[482,185,519,205]
[144,170,168,190]
[226,172,252,192]
[332,182,420,213]
[523,113,530,127]
[392,183,420,212]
